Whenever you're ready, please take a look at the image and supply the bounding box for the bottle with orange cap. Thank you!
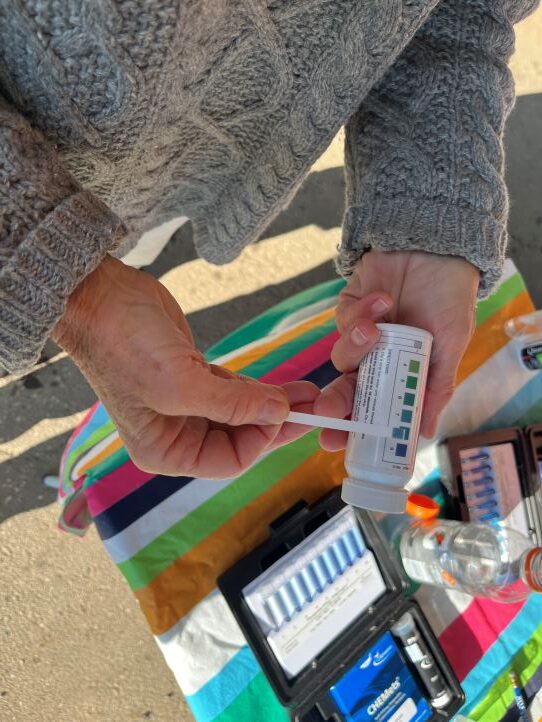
[397,494,542,602]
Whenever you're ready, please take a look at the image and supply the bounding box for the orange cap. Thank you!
[523,547,542,592]
[405,493,440,520]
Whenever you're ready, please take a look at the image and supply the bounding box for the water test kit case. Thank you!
[218,489,464,721]
[438,424,542,545]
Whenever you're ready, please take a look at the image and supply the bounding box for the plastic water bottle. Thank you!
[504,309,542,340]
[399,519,542,602]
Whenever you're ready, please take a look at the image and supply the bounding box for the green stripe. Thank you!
[469,622,542,720]
[118,430,321,589]
[511,397,542,429]
[62,420,116,483]
[84,446,131,488]
[239,317,337,379]
[211,671,288,722]
[476,273,525,326]
[205,278,344,362]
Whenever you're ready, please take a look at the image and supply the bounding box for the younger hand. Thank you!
[53,256,320,478]
[315,250,480,450]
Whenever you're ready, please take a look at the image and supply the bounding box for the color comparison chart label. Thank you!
[382,354,424,468]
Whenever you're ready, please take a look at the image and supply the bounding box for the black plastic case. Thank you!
[218,489,464,721]
[438,425,542,545]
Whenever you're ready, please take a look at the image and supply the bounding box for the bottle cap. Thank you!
[390,611,415,640]
[341,477,408,514]
[523,547,542,592]
[405,493,440,520]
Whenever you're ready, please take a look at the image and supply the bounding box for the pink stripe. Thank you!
[260,331,339,385]
[85,462,154,517]
[438,597,525,680]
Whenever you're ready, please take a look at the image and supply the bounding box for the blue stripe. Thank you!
[480,373,542,431]
[461,595,542,715]
[94,474,194,540]
[76,403,110,443]
[304,360,340,388]
[185,646,260,722]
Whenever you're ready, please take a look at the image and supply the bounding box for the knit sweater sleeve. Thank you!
[338,0,540,296]
[0,98,126,373]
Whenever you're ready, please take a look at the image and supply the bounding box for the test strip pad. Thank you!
[242,507,387,678]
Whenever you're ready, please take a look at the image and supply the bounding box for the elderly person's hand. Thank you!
[53,256,320,478]
[315,250,480,450]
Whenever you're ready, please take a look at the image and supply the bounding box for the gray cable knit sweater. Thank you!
[0,0,539,373]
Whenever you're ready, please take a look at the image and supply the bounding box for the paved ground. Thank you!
[1,12,541,722]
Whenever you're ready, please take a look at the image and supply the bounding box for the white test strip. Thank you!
[286,411,390,437]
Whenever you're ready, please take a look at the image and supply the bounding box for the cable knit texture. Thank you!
[0,0,539,371]
[338,0,540,295]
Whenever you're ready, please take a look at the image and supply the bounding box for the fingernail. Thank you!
[372,298,390,315]
[256,399,287,425]
[351,326,368,346]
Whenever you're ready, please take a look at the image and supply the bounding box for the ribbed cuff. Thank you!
[0,190,126,373]
[337,196,507,298]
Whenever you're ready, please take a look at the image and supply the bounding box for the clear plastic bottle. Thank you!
[399,519,542,602]
[504,309,542,340]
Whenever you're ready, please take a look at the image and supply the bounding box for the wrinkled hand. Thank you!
[53,256,320,478]
[315,250,480,450]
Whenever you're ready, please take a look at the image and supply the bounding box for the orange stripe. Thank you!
[222,307,336,372]
[135,449,346,635]
[77,437,123,477]
[457,292,534,385]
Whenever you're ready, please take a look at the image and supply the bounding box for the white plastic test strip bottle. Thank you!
[341,324,433,514]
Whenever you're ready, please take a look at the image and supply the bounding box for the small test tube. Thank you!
[349,526,366,556]
[331,539,350,571]
[464,450,490,462]
[474,499,498,511]
[264,595,286,630]
[322,548,340,580]
[316,554,334,583]
[467,487,496,500]
[287,577,306,609]
[276,586,296,620]
[310,559,328,589]
[464,463,492,475]
[299,566,319,599]
[293,572,311,601]
[479,511,500,522]
[391,612,451,709]
[342,530,361,563]
[466,475,495,488]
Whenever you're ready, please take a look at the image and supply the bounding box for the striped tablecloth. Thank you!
[58,260,542,722]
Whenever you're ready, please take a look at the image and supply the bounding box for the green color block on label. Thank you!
[408,360,420,373]
[401,410,412,423]
[406,376,418,389]
[404,393,415,406]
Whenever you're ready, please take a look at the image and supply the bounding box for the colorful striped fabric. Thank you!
[59,260,542,721]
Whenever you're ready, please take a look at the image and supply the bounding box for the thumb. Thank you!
[184,362,290,426]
